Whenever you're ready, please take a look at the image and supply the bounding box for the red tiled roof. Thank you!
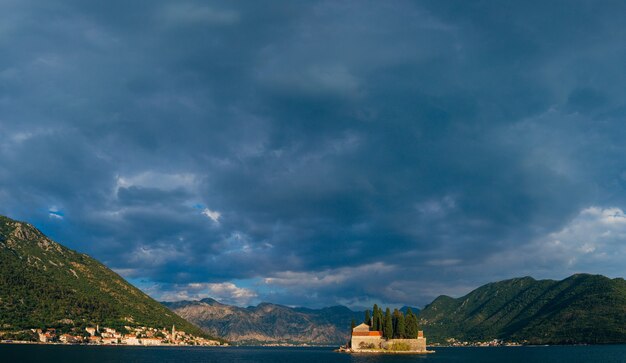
[352,331,382,337]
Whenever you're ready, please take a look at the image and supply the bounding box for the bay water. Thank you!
[2,345,626,363]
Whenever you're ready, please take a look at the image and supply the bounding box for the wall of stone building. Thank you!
[352,324,370,332]
[351,336,382,349]
[381,337,427,351]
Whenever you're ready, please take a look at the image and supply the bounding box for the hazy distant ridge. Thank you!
[163,298,365,345]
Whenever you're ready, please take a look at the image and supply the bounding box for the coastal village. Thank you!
[1,325,226,346]
[439,338,523,347]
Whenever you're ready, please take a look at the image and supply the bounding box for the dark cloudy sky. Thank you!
[3,0,626,309]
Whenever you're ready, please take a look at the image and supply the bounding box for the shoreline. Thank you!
[0,341,228,348]
[6,341,624,349]
[341,349,435,355]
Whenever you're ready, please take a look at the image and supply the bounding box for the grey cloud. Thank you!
[2,0,626,308]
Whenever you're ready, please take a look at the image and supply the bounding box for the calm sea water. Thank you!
[2,345,626,363]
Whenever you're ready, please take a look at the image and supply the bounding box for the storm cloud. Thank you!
[2,0,626,308]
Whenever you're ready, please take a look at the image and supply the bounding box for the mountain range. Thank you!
[165,274,626,345]
[163,298,363,345]
[2,214,626,345]
[164,298,423,345]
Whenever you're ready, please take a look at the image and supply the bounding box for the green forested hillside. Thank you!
[0,215,213,339]
[418,274,626,344]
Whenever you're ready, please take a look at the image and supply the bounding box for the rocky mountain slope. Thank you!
[164,298,363,344]
[0,215,213,339]
[419,274,626,344]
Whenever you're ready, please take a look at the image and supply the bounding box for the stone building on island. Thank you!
[350,323,427,352]
[351,323,383,349]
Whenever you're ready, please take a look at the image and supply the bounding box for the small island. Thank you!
[338,305,434,354]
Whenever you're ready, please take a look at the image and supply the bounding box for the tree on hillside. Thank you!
[364,309,371,327]
[405,308,418,338]
[383,308,393,339]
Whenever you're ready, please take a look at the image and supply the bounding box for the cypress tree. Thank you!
[376,308,384,332]
[392,309,400,338]
[397,312,406,338]
[405,308,418,338]
[372,304,379,331]
[364,309,371,327]
[351,319,356,331]
[383,308,393,339]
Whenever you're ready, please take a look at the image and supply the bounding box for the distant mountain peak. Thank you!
[399,306,421,314]
[199,297,221,305]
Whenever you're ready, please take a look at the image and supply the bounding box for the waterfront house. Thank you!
[102,337,118,344]
[122,335,141,345]
[59,334,79,344]
[141,338,163,346]
[38,332,54,343]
